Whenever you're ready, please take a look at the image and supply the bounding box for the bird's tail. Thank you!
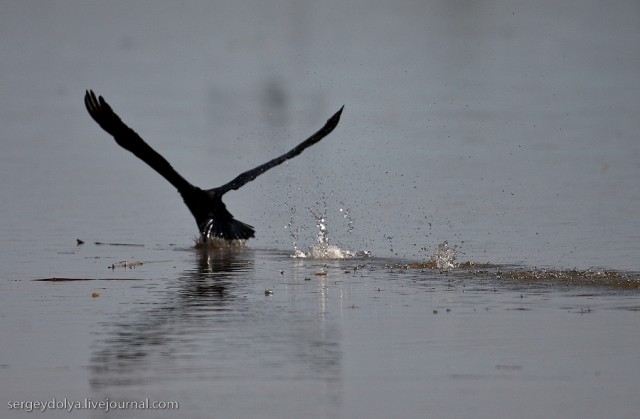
[200,218,255,242]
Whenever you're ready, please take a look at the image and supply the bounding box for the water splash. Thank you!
[290,205,369,259]
[434,241,458,270]
[195,237,247,249]
[285,205,301,253]
[408,241,459,270]
[339,203,355,234]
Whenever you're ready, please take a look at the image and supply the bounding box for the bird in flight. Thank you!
[84,90,343,243]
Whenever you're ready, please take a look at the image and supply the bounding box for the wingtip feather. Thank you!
[326,105,344,129]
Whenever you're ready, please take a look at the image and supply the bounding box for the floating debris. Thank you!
[91,292,100,298]
[108,261,144,270]
[95,242,144,247]
[35,277,145,282]
[403,254,639,289]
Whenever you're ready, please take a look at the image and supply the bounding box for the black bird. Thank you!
[84,90,343,242]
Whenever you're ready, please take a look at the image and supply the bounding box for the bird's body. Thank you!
[84,90,343,243]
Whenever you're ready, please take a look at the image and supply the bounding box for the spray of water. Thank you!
[289,200,369,259]
[433,241,458,270]
[195,237,247,249]
[406,241,460,270]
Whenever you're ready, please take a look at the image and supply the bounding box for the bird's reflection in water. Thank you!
[89,247,251,389]
[176,245,252,302]
[89,246,342,412]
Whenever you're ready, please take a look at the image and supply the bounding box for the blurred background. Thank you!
[1,0,639,269]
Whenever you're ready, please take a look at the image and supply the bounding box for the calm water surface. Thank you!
[2,244,639,419]
[1,0,639,418]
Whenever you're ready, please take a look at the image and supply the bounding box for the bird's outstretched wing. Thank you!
[84,90,192,192]
[215,106,344,195]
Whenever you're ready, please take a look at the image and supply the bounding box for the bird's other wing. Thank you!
[215,106,344,195]
[84,90,192,192]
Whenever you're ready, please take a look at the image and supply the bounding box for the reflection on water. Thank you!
[89,247,342,412]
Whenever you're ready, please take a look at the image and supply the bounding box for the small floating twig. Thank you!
[35,277,145,282]
[108,261,144,269]
[94,242,145,247]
